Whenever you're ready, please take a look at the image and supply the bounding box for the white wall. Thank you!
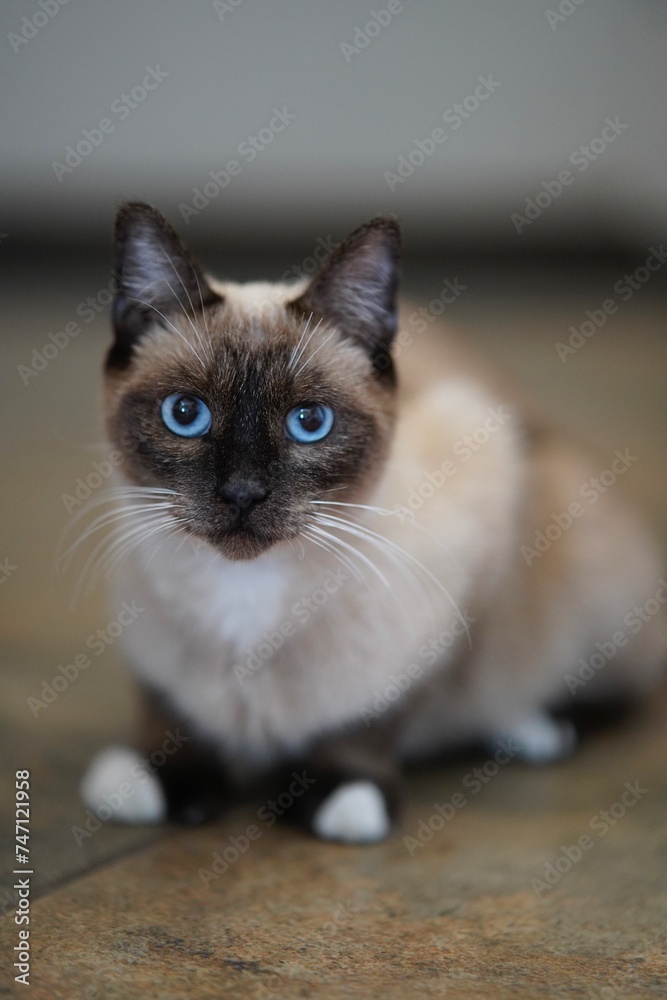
[2,0,665,248]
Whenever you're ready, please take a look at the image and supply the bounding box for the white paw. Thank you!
[80,746,167,824]
[312,781,390,844]
[502,715,577,764]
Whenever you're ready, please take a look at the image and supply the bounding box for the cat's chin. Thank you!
[203,527,287,562]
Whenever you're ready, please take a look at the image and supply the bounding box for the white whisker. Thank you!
[290,316,324,372]
[56,487,182,573]
[102,516,188,580]
[286,534,306,561]
[310,511,471,648]
[304,522,391,590]
[311,499,463,576]
[58,503,176,569]
[311,499,396,517]
[127,294,207,370]
[288,313,313,370]
[301,527,365,585]
[294,329,337,378]
[306,521,417,635]
[144,519,190,570]
[193,268,216,362]
[161,249,215,365]
[64,486,180,526]
[308,514,428,631]
[68,510,178,607]
[88,514,180,584]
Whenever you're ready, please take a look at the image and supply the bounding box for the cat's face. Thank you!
[105,204,400,560]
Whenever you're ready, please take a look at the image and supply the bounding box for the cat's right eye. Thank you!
[161,394,212,438]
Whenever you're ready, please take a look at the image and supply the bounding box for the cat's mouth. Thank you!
[197,522,293,561]
[221,533,284,560]
[175,495,304,561]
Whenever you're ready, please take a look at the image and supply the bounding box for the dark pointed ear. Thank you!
[291,217,400,361]
[110,202,220,366]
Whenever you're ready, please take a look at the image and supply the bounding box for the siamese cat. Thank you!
[79,202,665,843]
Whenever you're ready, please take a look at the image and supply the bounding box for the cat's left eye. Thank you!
[285,404,334,443]
[161,394,212,438]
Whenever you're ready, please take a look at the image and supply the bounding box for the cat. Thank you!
[78,201,666,843]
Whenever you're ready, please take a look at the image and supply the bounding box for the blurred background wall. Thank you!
[2,0,666,257]
[1,0,666,656]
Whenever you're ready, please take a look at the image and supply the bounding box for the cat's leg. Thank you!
[278,725,401,844]
[80,684,230,826]
[492,711,577,764]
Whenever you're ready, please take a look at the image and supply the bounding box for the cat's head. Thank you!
[105,202,401,560]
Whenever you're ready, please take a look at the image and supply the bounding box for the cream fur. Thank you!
[109,283,666,774]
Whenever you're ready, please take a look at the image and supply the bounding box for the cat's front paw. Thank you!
[312,780,391,844]
[80,746,167,824]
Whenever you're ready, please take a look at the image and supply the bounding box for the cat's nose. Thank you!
[218,479,269,514]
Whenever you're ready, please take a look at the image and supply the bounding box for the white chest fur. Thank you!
[145,539,297,655]
[116,523,440,767]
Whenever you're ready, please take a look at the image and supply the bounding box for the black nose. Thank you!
[218,479,269,514]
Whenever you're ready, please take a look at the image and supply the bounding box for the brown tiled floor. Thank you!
[1,258,666,998]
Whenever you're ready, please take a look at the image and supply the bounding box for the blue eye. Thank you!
[161,394,212,438]
[285,404,334,443]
